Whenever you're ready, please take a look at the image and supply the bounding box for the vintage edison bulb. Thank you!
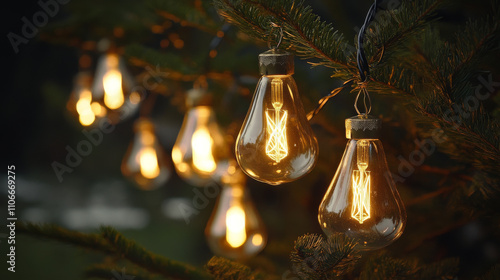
[122,118,170,190]
[236,49,318,185]
[172,88,230,186]
[91,53,140,124]
[205,168,267,259]
[318,115,406,250]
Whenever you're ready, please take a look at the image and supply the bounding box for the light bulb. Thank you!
[235,49,318,185]
[205,168,267,259]
[122,118,170,190]
[91,53,139,124]
[172,88,230,186]
[318,115,406,250]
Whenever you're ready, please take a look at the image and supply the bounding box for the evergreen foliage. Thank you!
[214,0,500,208]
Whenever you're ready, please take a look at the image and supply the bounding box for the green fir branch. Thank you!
[289,233,360,280]
[100,226,212,280]
[18,223,212,280]
[214,0,354,76]
[18,222,115,254]
[365,0,445,67]
[206,256,275,280]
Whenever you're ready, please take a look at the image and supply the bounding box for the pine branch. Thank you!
[365,0,445,67]
[206,256,275,280]
[214,0,355,77]
[100,226,212,280]
[18,222,115,254]
[289,233,360,280]
[17,223,212,280]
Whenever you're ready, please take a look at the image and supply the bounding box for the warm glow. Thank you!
[103,69,125,110]
[91,102,107,117]
[191,127,216,173]
[76,89,95,126]
[351,170,371,223]
[141,131,155,146]
[352,140,371,224]
[252,234,263,246]
[129,91,141,104]
[172,147,182,164]
[226,205,246,248]
[265,78,288,162]
[79,113,95,126]
[76,89,92,114]
[139,147,160,179]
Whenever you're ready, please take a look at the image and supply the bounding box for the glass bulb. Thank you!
[318,116,406,250]
[122,118,170,190]
[172,89,230,186]
[91,53,139,124]
[236,50,318,185]
[205,169,267,259]
[236,74,318,185]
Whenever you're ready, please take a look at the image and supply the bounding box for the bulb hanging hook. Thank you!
[354,83,372,116]
[267,23,283,50]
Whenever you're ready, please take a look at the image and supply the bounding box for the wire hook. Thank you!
[354,83,372,116]
[267,22,283,50]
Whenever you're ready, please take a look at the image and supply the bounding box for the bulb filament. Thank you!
[265,78,288,163]
[351,140,371,224]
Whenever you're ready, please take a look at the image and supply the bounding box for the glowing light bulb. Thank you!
[122,118,170,190]
[226,204,246,248]
[191,127,217,173]
[139,147,160,179]
[318,115,406,250]
[91,53,139,124]
[172,88,230,187]
[103,69,124,109]
[205,168,267,259]
[236,49,318,185]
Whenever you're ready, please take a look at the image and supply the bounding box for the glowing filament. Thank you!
[139,147,160,179]
[192,127,216,173]
[351,170,371,223]
[265,78,288,162]
[103,69,125,110]
[226,205,246,248]
[352,140,371,224]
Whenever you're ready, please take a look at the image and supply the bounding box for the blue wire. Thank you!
[357,0,378,82]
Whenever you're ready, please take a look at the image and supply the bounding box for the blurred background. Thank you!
[2,0,499,279]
